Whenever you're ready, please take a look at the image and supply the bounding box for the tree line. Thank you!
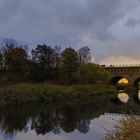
[0,39,109,84]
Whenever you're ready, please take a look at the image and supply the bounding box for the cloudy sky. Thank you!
[0,0,140,65]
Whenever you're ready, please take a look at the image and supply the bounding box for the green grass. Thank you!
[0,83,116,106]
[105,117,140,140]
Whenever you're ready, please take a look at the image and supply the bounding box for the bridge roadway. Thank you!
[102,64,140,85]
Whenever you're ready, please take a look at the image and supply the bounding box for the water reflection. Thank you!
[138,90,140,100]
[0,113,126,140]
[0,94,139,140]
[0,105,95,138]
[116,89,140,104]
[117,92,129,103]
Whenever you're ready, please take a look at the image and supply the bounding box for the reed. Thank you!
[105,117,140,140]
[0,83,116,106]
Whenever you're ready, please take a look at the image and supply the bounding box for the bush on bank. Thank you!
[77,63,110,84]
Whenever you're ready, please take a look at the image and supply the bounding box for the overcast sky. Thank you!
[0,0,140,65]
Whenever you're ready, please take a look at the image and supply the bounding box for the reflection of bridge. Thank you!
[103,65,140,85]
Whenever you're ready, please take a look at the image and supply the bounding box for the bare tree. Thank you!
[53,46,61,80]
[78,46,91,64]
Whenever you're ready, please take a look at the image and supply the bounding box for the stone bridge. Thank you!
[103,64,140,86]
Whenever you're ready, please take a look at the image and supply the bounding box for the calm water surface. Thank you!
[0,114,125,140]
[0,91,139,140]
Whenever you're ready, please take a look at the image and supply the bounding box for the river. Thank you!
[0,90,139,140]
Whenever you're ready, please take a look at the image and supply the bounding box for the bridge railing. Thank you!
[101,64,140,68]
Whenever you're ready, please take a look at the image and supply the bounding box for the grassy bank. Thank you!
[106,117,140,140]
[0,83,116,106]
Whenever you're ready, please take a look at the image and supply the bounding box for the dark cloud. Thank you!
[0,0,140,64]
[125,17,140,27]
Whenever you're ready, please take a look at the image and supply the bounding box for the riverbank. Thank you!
[0,83,116,106]
[106,117,140,140]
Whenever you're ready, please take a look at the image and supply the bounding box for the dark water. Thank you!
[0,92,139,140]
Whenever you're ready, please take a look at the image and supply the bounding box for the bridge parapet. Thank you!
[103,64,140,68]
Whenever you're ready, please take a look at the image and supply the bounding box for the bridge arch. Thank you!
[133,77,140,87]
[109,76,129,85]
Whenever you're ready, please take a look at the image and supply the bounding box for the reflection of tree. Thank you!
[77,119,90,134]
[60,107,77,133]
[0,98,121,138]
[3,132,16,140]
[0,111,28,135]
[0,103,101,136]
[31,112,53,135]
[51,110,61,134]
[52,121,61,134]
